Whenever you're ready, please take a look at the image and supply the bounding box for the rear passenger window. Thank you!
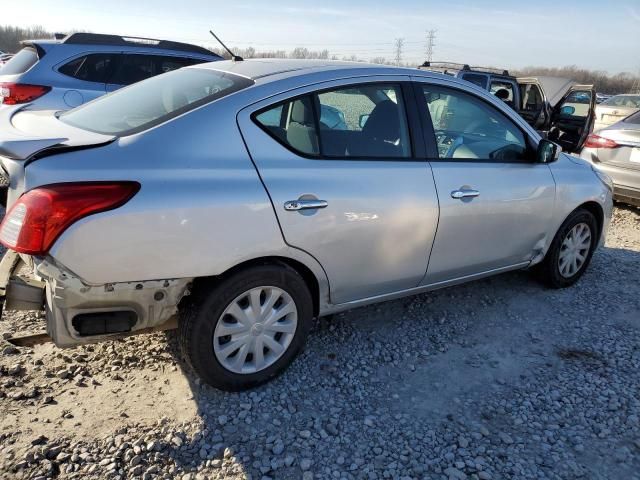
[156,56,202,74]
[490,80,516,108]
[108,55,156,86]
[59,54,114,83]
[317,84,410,158]
[255,97,319,155]
[254,83,411,159]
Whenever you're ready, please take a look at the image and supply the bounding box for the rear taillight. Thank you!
[0,82,51,105]
[584,134,619,149]
[0,182,140,255]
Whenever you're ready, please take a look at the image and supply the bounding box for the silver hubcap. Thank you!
[558,222,592,278]
[213,286,297,374]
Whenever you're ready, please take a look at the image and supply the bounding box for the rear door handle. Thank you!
[284,199,328,211]
[451,189,480,199]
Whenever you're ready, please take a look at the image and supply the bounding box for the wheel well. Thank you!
[577,201,604,240]
[189,257,321,317]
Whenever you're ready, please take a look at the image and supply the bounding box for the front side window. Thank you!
[60,68,254,136]
[421,85,527,161]
[254,83,411,159]
[557,91,592,118]
[59,54,114,83]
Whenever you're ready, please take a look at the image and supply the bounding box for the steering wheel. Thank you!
[434,129,464,156]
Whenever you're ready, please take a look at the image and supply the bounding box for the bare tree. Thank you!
[394,38,404,66]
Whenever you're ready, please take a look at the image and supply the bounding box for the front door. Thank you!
[238,78,439,304]
[548,86,596,153]
[413,79,556,285]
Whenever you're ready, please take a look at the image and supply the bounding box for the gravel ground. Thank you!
[0,205,638,480]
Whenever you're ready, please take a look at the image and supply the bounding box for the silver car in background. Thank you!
[594,94,640,132]
[0,60,613,390]
[581,110,640,206]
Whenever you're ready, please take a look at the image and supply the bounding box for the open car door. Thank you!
[547,85,596,153]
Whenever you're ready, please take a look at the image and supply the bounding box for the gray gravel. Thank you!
[0,205,639,480]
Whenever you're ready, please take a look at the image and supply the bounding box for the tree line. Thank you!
[2,25,637,94]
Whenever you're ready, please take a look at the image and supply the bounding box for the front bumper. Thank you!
[0,252,192,347]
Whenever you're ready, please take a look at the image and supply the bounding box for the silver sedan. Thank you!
[581,110,640,206]
[0,60,613,390]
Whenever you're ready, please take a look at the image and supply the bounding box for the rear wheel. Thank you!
[179,264,313,391]
[536,209,598,288]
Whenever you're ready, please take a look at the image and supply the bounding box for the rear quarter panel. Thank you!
[22,98,313,286]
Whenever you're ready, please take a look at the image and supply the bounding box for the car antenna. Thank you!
[209,30,243,62]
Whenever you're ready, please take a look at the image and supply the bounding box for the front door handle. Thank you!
[451,189,480,199]
[284,199,328,211]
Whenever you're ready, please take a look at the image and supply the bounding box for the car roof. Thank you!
[23,33,220,59]
[192,58,454,82]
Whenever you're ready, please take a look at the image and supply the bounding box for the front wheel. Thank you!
[179,264,313,391]
[536,209,598,288]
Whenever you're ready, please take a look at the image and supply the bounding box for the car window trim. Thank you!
[411,80,537,164]
[251,80,423,162]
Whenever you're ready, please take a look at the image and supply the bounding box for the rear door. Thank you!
[238,77,439,304]
[547,85,596,153]
[412,77,556,285]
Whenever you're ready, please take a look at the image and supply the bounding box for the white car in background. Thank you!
[594,94,640,132]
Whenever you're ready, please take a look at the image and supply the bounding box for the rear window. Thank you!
[602,95,640,108]
[0,47,39,75]
[625,110,640,124]
[59,68,254,136]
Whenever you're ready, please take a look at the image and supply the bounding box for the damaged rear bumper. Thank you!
[0,251,192,347]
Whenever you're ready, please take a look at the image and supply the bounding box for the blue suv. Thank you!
[0,33,221,111]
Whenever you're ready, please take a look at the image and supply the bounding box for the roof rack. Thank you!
[61,32,217,57]
[421,61,510,77]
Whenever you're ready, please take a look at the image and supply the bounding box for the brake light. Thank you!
[584,134,619,149]
[0,83,51,105]
[0,182,140,255]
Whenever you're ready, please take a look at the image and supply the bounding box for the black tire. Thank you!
[535,208,598,288]
[178,263,313,391]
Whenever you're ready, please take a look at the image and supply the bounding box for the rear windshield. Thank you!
[0,47,39,75]
[625,110,640,124]
[601,95,640,108]
[59,68,254,136]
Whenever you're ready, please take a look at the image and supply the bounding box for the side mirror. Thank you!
[359,114,370,129]
[536,139,561,163]
[560,105,575,116]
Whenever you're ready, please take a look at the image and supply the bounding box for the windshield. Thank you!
[0,47,39,75]
[602,95,640,108]
[59,68,254,136]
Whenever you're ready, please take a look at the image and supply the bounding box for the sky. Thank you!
[9,0,640,74]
